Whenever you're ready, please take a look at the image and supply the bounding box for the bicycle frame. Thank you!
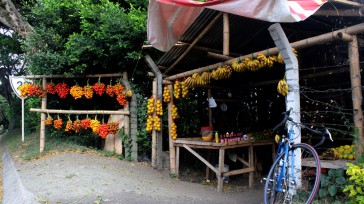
[274,129,296,193]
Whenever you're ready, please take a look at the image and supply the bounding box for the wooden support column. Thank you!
[151,79,158,168]
[223,13,229,56]
[348,35,364,157]
[121,72,130,157]
[217,148,225,192]
[40,78,47,152]
[168,84,176,174]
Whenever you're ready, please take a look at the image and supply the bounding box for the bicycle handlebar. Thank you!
[273,108,333,147]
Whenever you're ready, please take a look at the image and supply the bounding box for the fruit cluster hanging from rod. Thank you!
[18,78,132,106]
[45,113,120,139]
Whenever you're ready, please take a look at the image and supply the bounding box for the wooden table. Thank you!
[173,138,275,192]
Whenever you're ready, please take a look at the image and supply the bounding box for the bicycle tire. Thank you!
[264,143,321,204]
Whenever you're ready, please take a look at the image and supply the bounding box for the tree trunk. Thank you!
[0,0,33,37]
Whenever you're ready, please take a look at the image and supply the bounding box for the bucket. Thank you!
[215,164,229,183]
[201,126,213,141]
[201,126,213,137]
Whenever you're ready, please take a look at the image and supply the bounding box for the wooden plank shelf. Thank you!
[302,158,355,170]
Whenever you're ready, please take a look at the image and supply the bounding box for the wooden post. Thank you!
[268,23,301,186]
[40,78,47,152]
[217,148,225,192]
[151,79,157,168]
[348,35,364,157]
[223,13,229,56]
[121,72,130,156]
[168,84,176,174]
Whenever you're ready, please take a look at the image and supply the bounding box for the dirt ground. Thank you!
[12,152,265,203]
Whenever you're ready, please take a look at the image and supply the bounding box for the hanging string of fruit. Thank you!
[55,82,69,98]
[81,116,91,130]
[18,82,45,98]
[172,104,179,120]
[153,116,161,131]
[46,81,57,95]
[116,93,127,106]
[163,86,171,103]
[70,82,84,100]
[53,115,63,130]
[170,122,177,140]
[90,116,101,133]
[83,80,94,99]
[155,99,163,116]
[98,122,109,139]
[73,116,82,133]
[277,75,288,96]
[45,113,53,126]
[173,80,181,99]
[65,115,74,132]
[146,115,153,133]
[93,77,105,96]
[147,97,155,115]
[113,81,124,95]
[106,79,115,97]
[181,80,189,98]
[108,122,119,135]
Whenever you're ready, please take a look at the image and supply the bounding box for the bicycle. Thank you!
[264,108,333,204]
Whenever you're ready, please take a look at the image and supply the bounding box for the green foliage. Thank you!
[136,93,150,158]
[319,168,348,200]
[23,0,147,75]
[119,128,132,161]
[24,97,41,133]
[343,163,364,203]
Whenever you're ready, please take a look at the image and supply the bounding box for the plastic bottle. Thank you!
[215,131,219,143]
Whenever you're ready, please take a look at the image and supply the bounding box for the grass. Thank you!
[5,128,118,162]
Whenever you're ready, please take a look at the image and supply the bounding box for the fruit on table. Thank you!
[331,144,355,160]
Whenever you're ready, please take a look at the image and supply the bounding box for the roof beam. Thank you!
[314,8,364,17]
[163,12,223,75]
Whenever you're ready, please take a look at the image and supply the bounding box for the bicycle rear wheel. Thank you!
[264,143,321,204]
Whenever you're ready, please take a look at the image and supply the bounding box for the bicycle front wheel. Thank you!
[264,143,321,204]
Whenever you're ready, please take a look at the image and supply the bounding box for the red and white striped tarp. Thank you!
[148,0,327,51]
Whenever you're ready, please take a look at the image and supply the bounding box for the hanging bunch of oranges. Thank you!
[73,117,82,133]
[90,117,101,133]
[45,113,53,125]
[46,82,57,94]
[108,122,119,135]
[81,117,91,129]
[155,99,163,116]
[70,83,84,100]
[98,123,109,138]
[170,122,177,140]
[53,115,63,130]
[55,83,70,98]
[163,86,171,103]
[173,80,181,99]
[65,116,74,132]
[147,97,155,115]
[18,83,45,98]
[83,80,94,99]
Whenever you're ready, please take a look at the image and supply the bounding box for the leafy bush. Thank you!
[343,163,364,203]
[319,168,348,199]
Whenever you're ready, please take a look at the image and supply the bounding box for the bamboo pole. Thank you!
[348,35,364,157]
[165,22,364,81]
[151,79,157,168]
[168,84,176,174]
[163,12,223,75]
[23,73,124,79]
[40,78,47,153]
[223,13,229,56]
[30,108,130,115]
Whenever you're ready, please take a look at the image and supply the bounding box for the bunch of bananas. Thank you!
[181,80,189,98]
[172,105,179,120]
[170,122,177,140]
[163,86,171,103]
[174,80,181,99]
[153,116,161,131]
[156,99,163,116]
[147,97,155,115]
[211,65,232,80]
[146,115,153,132]
[183,76,195,88]
[277,79,289,96]
[277,48,297,64]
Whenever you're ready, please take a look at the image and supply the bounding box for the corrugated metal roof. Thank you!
[155,1,364,77]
